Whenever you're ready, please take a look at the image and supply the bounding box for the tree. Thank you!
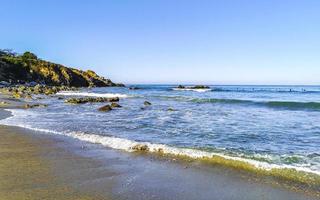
[21,51,38,60]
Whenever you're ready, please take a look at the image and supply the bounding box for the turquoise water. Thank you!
[2,85,320,174]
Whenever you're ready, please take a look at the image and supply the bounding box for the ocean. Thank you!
[1,85,320,180]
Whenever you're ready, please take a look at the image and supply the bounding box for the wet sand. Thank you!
[0,105,319,199]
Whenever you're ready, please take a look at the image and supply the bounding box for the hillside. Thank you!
[0,50,123,87]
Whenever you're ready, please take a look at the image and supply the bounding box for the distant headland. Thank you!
[0,49,124,87]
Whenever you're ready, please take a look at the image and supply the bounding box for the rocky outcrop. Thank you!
[0,50,124,87]
[0,85,77,99]
[65,97,119,104]
[176,85,210,89]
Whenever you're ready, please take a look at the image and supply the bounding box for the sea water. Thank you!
[1,85,320,176]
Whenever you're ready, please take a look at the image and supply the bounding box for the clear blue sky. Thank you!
[1,0,320,84]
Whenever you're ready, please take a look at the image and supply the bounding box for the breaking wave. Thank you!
[56,91,129,98]
[172,88,212,92]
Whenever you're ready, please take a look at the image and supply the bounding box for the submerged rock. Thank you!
[129,87,141,90]
[98,105,112,112]
[167,108,176,112]
[144,101,152,106]
[24,104,48,109]
[65,97,119,104]
[111,102,122,108]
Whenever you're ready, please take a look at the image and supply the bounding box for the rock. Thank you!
[167,108,176,111]
[25,94,32,99]
[129,87,141,90]
[0,101,9,106]
[57,97,64,100]
[131,144,149,152]
[17,85,26,92]
[98,105,112,112]
[111,102,122,108]
[144,101,152,106]
[157,148,164,153]
[65,97,119,104]
[192,85,210,89]
[175,85,210,90]
[24,104,48,109]
[44,88,55,95]
[12,92,22,99]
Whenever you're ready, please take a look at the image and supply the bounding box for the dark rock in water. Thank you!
[24,104,48,109]
[192,85,210,89]
[144,101,152,106]
[175,85,210,90]
[167,108,176,112]
[131,144,149,152]
[65,97,119,104]
[0,49,123,87]
[98,105,112,112]
[111,102,121,108]
[129,87,141,90]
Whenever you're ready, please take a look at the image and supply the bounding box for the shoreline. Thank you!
[0,106,320,199]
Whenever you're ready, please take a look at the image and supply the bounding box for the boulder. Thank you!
[98,105,112,112]
[111,102,122,108]
[144,101,152,106]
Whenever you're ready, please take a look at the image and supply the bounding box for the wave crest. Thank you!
[56,91,129,98]
[172,88,212,92]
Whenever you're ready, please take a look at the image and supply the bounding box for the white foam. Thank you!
[57,91,129,98]
[172,88,212,92]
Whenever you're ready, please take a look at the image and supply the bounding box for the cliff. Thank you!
[0,50,124,87]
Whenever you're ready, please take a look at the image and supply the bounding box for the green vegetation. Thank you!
[0,49,123,87]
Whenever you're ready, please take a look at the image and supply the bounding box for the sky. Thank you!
[0,0,320,85]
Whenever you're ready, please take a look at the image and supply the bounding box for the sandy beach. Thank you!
[0,102,319,200]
